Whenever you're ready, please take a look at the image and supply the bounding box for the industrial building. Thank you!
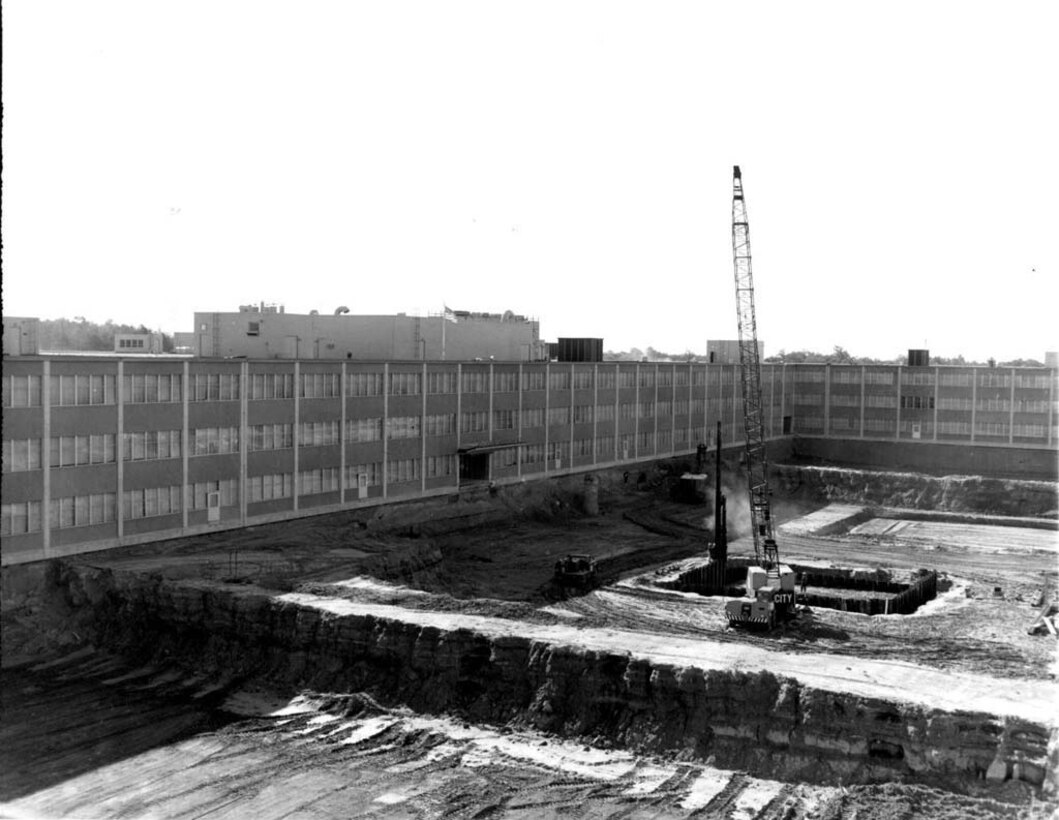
[190,305,546,361]
[2,354,1055,566]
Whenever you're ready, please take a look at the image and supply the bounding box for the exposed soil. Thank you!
[2,457,1057,818]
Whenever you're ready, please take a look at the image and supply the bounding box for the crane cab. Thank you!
[725,564,798,630]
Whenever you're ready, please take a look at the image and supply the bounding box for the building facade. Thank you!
[2,357,1056,566]
[192,308,544,361]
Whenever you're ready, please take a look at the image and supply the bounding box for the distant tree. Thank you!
[1000,358,1044,367]
[37,317,168,351]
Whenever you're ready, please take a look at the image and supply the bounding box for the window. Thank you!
[0,502,43,535]
[345,463,381,488]
[619,370,636,389]
[299,421,340,446]
[187,479,238,510]
[547,406,570,425]
[595,404,615,422]
[346,417,383,442]
[901,371,935,386]
[974,421,1009,437]
[638,401,654,418]
[389,372,421,395]
[190,427,240,456]
[494,409,517,430]
[298,468,340,495]
[638,370,655,388]
[978,373,1011,388]
[461,370,489,393]
[426,371,457,394]
[521,408,545,428]
[573,405,593,424]
[1013,423,1046,438]
[347,372,384,397]
[574,438,593,457]
[249,423,293,451]
[425,414,456,436]
[937,421,972,435]
[546,441,569,462]
[190,373,239,401]
[247,473,294,502]
[123,486,181,519]
[637,431,654,450]
[900,395,935,410]
[461,410,488,433]
[573,369,594,390]
[426,455,456,478]
[831,368,862,384]
[250,373,295,400]
[50,434,117,466]
[864,371,895,386]
[596,434,614,455]
[494,371,518,392]
[521,370,546,391]
[50,374,116,406]
[387,458,420,484]
[675,370,690,387]
[865,394,897,408]
[123,430,181,461]
[548,371,571,391]
[301,373,340,398]
[247,321,260,336]
[3,439,42,472]
[975,398,1011,412]
[386,416,421,439]
[939,372,973,387]
[521,443,544,464]
[937,397,972,411]
[656,400,672,417]
[47,494,113,529]
[596,370,616,390]
[3,375,42,408]
[829,394,861,407]
[620,403,636,420]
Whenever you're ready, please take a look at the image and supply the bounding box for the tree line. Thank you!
[604,345,1043,368]
[37,318,175,353]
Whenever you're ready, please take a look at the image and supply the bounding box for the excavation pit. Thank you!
[662,559,940,616]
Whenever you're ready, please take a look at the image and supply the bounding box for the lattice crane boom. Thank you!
[731,166,779,570]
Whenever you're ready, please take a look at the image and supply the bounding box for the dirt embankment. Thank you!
[774,466,1059,518]
[28,561,1053,798]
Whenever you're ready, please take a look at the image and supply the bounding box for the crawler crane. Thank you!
[725,166,797,629]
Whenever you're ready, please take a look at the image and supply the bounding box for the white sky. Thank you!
[3,1,1057,361]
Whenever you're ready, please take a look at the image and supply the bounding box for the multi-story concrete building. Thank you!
[2,357,1056,566]
[191,305,545,361]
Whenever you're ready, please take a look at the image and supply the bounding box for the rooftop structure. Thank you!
[191,306,545,361]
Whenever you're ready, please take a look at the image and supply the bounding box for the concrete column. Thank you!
[489,362,495,440]
[895,366,902,440]
[381,362,388,498]
[1048,371,1056,447]
[824,364,831,437]
[730,366,738,444]
[41,359,51,557]
[543,363,550,472]
[1009,368,1016,444]
[970,369,977,442]
[780,364,787,433]
[652,363,659,455]
[933,367,940,441]
[293,361,300,509]
[592,363,599,464]
[614,364,620,461]
[670,364,676,453]
[633,363,640,460]
[340,362,347,503]
[421,362,428,493]
[116,360,124,541]
[455,363,462,489]
[569,363,575,466]
[239,361,248,523]
[181,361,189,529]
[859,366,866,438]
[517,363,523,476]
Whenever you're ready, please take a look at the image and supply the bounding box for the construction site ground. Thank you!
[2,464,1057,818]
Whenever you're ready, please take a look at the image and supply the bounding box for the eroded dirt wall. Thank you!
[775,465,1058,517]
[40,561,1053,795]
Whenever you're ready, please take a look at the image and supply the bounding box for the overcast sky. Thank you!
[3,1,1056,361]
